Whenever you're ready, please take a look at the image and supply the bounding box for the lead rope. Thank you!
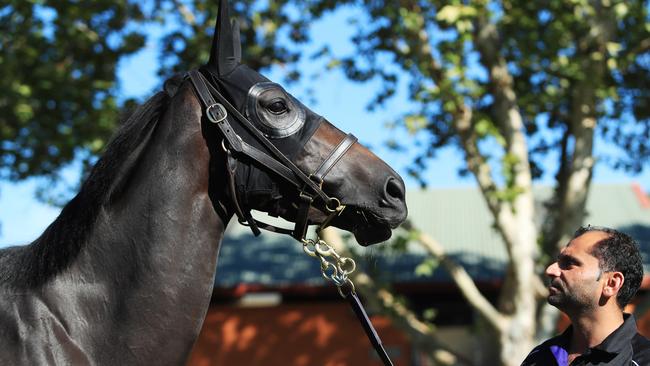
[302,236,394,366]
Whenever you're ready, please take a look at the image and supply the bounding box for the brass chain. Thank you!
[301,238,356,297]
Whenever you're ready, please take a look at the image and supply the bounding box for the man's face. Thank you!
[545,231,611,313]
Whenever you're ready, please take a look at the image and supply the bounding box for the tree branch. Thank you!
[407,11,511,232]
[473,12,536,237]
[171,0,197,26]
[320,228,475,366]
[540,127,571,256]
[470,9,539,340]
[541,2,615,253]
[414,230,507,332]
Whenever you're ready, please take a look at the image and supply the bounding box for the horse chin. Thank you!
[329,207,394,246]
[353,225,393,246]
[275,203,395,245]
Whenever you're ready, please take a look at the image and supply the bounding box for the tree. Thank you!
[0,1,145,185]
[0,0,301,201]
[299,1,648,365]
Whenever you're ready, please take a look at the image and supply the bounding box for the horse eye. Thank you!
[267,100,288,114]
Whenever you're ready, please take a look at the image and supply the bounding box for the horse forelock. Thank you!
[0,76,186,288]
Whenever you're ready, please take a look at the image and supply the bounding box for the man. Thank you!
[522,225,650,365]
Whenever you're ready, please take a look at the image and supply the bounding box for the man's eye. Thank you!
[558,257,577,269]
[267,100,287,114]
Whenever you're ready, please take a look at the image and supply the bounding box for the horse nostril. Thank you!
[385,177,405,201]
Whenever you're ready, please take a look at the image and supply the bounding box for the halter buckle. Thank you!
[308,174,324,189]
[206,103,227,123]
[325,197,344,213]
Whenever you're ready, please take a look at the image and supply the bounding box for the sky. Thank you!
[0,8,648,248]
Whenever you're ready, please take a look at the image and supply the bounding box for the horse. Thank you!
[0,0,408,364]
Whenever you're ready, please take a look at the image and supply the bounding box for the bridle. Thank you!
[188,69,356,241]
[188,69,394,366]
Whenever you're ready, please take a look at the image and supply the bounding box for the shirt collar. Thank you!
[593,313,638,354]
[557,313,637,355]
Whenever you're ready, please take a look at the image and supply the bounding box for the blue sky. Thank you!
[1,9,648,247]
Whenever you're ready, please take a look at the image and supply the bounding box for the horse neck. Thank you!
[64,84,228,361]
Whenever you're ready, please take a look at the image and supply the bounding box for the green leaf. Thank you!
[422,308,437,321]
[404,115,428,134]
[415,258,439,277]
[326,58,342,70]
[14,103,34,122]
[436,5,477,24]
[13,83,32,97]
[614,3,629,18]
[436,5,462,24]
[606,42,622,56]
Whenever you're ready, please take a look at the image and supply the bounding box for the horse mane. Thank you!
[0,76,184,287]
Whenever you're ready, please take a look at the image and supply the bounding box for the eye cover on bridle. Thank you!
[245,82,307,139]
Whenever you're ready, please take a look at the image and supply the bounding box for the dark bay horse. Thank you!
[0,1,407,364]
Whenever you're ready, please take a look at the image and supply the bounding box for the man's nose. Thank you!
[546,262,560,278]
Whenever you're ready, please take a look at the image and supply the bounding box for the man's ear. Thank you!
[602,271,625,299]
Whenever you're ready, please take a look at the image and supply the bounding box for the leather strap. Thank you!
[224,152,262,236]
[189,70,244,153]
[292,193,314,240]
[188,70,339,239]
[311,134,357,185]
[343,287,394,366]
[292,134,357,239]
[190,70,331,204]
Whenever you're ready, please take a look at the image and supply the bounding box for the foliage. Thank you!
[9,1,645,190]
[0,0,145,181]
[0,0,307,191]
[155,0,308,81]
[286,1,649,364]
[286,0,649,185]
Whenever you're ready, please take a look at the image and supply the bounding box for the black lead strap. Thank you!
[347,294,394,366]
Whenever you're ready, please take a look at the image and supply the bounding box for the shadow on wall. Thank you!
[187,303,409,366]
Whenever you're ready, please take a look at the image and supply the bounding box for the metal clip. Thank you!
[221,139,230,153]
[325,197,344,213]
[301,237,357,298]
[337,257,356,275]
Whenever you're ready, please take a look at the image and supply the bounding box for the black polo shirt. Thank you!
[522,314,650,365]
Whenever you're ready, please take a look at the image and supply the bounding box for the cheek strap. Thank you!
[292,133,357,240]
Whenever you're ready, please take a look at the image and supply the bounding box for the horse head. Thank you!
[201,0,407,245]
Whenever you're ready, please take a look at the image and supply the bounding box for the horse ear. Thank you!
[231,18,241,63]
[207,0,240,76]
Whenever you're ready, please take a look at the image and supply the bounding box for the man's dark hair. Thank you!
[574,225,644,308]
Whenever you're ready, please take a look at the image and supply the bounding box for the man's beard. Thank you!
[547,279,597,312]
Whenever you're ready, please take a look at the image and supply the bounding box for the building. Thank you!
[187,184,650,365]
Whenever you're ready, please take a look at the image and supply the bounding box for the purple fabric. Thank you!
[550,345,568,366]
